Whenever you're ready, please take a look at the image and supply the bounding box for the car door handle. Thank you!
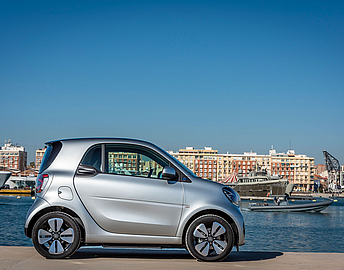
[77,165,98,177]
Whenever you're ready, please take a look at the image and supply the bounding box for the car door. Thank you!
[74,143,184,237]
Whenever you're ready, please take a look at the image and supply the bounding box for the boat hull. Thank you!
[249,200,333,212]
[227,179,288,197]
[0,172,12,188]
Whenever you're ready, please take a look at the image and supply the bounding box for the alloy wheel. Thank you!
[193,221,228,256]
[38,218,75,254]
[32,212,81,259]
[185,214,233,262]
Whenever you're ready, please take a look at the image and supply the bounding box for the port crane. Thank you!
[323,150,342,191]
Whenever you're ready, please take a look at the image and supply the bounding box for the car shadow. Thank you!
[225,251,283,262]
[71,247,283,262]
[71,248,192,260]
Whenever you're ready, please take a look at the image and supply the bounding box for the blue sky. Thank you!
[0,0,343,164]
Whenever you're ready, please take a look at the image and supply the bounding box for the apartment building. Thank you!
[314,164,326,176]
[269,148,314,191]
[169,147,219,181]
[35,147,47,169]
[169,146,315,191]
[0,140,27,171]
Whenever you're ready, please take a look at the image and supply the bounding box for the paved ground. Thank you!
[1,246,343,270]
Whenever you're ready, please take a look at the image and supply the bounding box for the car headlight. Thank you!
[223,187,240,207]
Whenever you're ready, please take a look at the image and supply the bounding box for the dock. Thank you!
[1,246,343,270]
[0,189,33,195]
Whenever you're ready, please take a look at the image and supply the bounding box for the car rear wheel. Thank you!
[185,214,234,262]
[32,211,81,259]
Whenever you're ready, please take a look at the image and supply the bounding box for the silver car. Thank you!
[25,138,245,262]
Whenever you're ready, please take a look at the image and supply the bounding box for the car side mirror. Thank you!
[162,166,178,180]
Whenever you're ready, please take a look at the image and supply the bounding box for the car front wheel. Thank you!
[185,214,234,262]
[32,211,81,259]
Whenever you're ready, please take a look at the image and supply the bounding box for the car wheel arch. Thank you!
[26,206,85,243]
[181,209,239,247]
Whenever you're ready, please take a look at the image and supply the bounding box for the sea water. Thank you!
[240,199,344,252]
[1,195,344,252]
[0,195,34,246]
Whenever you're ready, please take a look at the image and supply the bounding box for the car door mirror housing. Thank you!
[162,166,178,180]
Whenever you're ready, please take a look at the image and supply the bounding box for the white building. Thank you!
[0,140,27,171]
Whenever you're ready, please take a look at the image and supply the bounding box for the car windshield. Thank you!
[167,152,199,178]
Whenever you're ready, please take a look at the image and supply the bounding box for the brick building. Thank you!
[36,147,47,169]
[314,164,326,176]
[169,146,315,191]
[0,140,27,171]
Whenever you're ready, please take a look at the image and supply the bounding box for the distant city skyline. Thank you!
[0,138,338,167]
[1,1,343,166]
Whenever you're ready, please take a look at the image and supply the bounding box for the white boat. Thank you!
[0,171,12,188]
[222,171,290,197]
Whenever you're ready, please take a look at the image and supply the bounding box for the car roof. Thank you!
[44,138,165,153]
[45,137,153,145]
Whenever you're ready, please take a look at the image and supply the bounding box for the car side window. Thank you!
[80,145,102,171]
[105,144,169,178]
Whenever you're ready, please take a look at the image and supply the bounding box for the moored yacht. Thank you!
[0,171,12,188]
[222,170,291,197]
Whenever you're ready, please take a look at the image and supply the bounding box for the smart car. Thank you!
[25,138,245,262]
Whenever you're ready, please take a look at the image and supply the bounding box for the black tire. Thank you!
[32,211,81,259]
[185,214,234,262]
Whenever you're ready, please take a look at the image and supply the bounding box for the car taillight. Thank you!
[36,174,49,193]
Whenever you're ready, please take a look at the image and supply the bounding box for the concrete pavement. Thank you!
[1,246,343,270]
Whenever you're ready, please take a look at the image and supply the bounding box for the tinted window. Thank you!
[167,152,198,178]
[39,141,62,173]
[80,145,102,171]
[105,144,169,178]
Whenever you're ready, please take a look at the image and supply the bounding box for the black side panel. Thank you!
[39,141,62,173]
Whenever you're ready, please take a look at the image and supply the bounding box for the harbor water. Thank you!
[1,195,344,252]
